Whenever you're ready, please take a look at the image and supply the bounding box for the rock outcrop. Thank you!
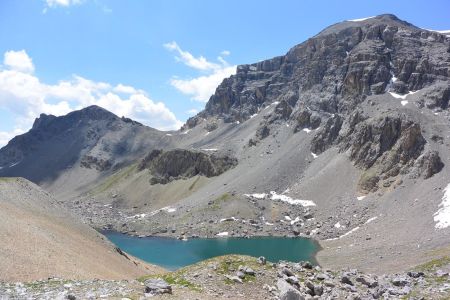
[138,149,238,184]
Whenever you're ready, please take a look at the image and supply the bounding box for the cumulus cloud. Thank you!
[165,42,236,102]
[170,66,236,102]
[4,50,35,74]
[0,50,183,147]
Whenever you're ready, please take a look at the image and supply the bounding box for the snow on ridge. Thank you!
[389,90,419,100]
[434,183,450,229]
[201,148,218,151]
[348,16,376,22]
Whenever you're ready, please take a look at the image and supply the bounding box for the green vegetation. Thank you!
[415,256,450,272]
[137,272,201,292]
[209,193,232,210]
[90,163,137,195]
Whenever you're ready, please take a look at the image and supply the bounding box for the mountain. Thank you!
[0,177,163,281]
[0,105,173,197]
[1,14,450,274]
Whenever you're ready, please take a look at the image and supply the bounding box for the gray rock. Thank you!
[391,275,410,287]
[341,275,353,286]
[356,275,378,288]
[257,256,267,265]
[277,279,305,300]
[144,278,172,295]
[282,267,295,277]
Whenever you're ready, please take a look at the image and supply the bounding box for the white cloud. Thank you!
[164,42,236,102]
[4,50,35,74]
[45,0,83,8]
[164,41,224,72]
[113,83,138,94]
[0,50,183,147]
[221,50,231,56]
[186,108,199,115]
[170,66,236,102]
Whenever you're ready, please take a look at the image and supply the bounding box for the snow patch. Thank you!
[348,16,375,22]
[220,217,238,223]
[357,196,366,201]
[303,128,312,133]
[389,90,419,100]
[269,191,316,207]
[434,183,450,229]
[340,226,360,238]
[244,193,268,199]
[334,222,341,229]
[216,232,229,237]
[201,148,218,152]
[205,131,210,136]
[401,100,408,106]
[272,101,280,106]
[8,161,21,168]
[265,222,274,226]
[311,152,318,159]
[250,113,258,119]
[364,216,378,224]
[181,129,191,135]
[166,133,172,136]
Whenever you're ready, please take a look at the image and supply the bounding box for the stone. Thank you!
[391,275,410,287]
[144,278,172,295]
[236,271,245,279]
[407,271,424,278]
[277,279,305,300]
[225,275,243,284]
[257,256,267,265]
[300,261,313,269]
[356,275,378,288]
[341,275,353,286]
[282,267,295,277]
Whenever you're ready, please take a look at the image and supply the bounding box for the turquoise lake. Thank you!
[103,231,319,270]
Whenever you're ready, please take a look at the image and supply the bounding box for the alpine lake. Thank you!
[104,231,320,270]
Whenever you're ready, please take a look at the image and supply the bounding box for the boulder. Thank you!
[144,278,172,295]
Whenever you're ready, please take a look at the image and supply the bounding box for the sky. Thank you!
[0,0,449,147]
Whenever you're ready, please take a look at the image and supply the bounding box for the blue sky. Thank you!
[0,0,449,146]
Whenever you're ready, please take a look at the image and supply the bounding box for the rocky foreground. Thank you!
[2,254,450,299]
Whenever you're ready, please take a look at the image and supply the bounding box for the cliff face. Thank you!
[184,14,449,192]
[192,14,449,124]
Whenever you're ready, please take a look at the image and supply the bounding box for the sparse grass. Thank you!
[137,272,201,292]
[209,193,232,210]
[0,177,18,182]
[415,256,450,272]
[90,163,137,195]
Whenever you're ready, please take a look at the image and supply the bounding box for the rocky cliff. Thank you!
[186,14,449,192]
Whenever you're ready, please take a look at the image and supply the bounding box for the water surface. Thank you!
[104,231,319,270]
